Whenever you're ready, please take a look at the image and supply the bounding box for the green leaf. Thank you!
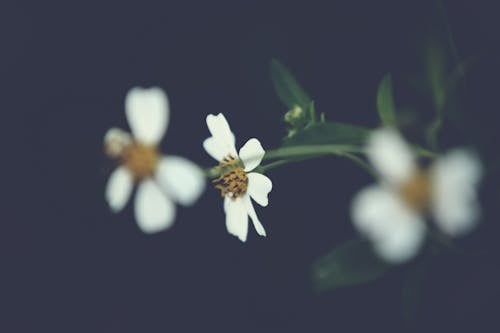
[376,74,397,127]
[270,59,312,110]
[424,40,449,150]
[312,239,390,291]
[426,41,447,113]
[283,122,370,147]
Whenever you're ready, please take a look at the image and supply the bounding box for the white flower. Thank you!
[351,128,482,263]
[104,87,205,233]
[203,113,272,242]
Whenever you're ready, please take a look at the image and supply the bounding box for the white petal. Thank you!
[105,166,134,212]
[206,113,234,145]
[366,128,416,184]
[352,185,397,238]
[239,138,265,171]
[134,179,175,233]
[155,156,206,206]
[103,128,132,158]
[203,137,227,161]
[431,149,482,237]
[246,172,272,207]
[125,87,169,145]
[224,197,249,242]
[244,195,266,237]
[351,185,426,263]
[374,217,426,264]
[205,113,237,158]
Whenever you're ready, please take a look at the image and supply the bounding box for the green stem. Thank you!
[205,143,436,178]
[263,144,364,160]
[257,154,330,173]
[412,145,438,158]
[258,145,377,178]
[438,0,461,70]
[256,159,292,173]
[340,152,377,178]
[204,167,219,179]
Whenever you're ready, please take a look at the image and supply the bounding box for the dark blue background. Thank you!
[2,0,500,332]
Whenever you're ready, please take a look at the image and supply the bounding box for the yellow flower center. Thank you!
[212,155,248,199]
[121,143,160,180]
[399,170,432,212]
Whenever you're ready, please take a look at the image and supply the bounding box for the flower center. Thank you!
[212,155,248,199]
[399,170,432,212]
[121,143,159,180]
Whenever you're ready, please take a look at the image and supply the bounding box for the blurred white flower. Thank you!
[203,113,272,242]
[351,128,482,263]
[104,87,205,233]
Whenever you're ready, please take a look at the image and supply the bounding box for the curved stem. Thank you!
[257,154,325,173]
[256,159,294,173]
[205,142,435,178]
[258,150,377,178]
[412,145,437,158]
[263,144,364,160]
[204,167,219,179]
[340,152,377,178]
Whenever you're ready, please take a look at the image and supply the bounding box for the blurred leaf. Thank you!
[270,59,312,110]
[424,41,447,149]
[426,42,447,112]
[376,74,397,127]
[312,239,390,291]
[283,122,370,146]
[398,1,465,150]
[422,1,466,150]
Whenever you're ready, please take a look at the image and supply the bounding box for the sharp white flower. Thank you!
[203,113,272,242]
[351,128,482,263]
[104,87,206,233]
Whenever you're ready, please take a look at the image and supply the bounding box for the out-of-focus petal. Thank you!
[156,156,206,206]
[239,138,265,172]
[366,128,416,184]
[351,185,425,263]
[105,166,134,212]
[244,195,266,237]
[246,172,272,207]
[431,149,482,236]
[125,87,169,145]
[134,179,175,233]
[224,196,248,242]
[374,215,426,264]
[103,128,132,158]
[352,185,397,238]
[205,113,237,157]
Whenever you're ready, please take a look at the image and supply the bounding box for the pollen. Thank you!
[212,155,248,199]
[121,143,160,180]
[400,170,432,212]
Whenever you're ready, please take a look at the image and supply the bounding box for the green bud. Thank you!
[284,104,308,126]
[284,104,314,138]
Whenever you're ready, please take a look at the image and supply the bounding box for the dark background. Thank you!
[2,0,500,332]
